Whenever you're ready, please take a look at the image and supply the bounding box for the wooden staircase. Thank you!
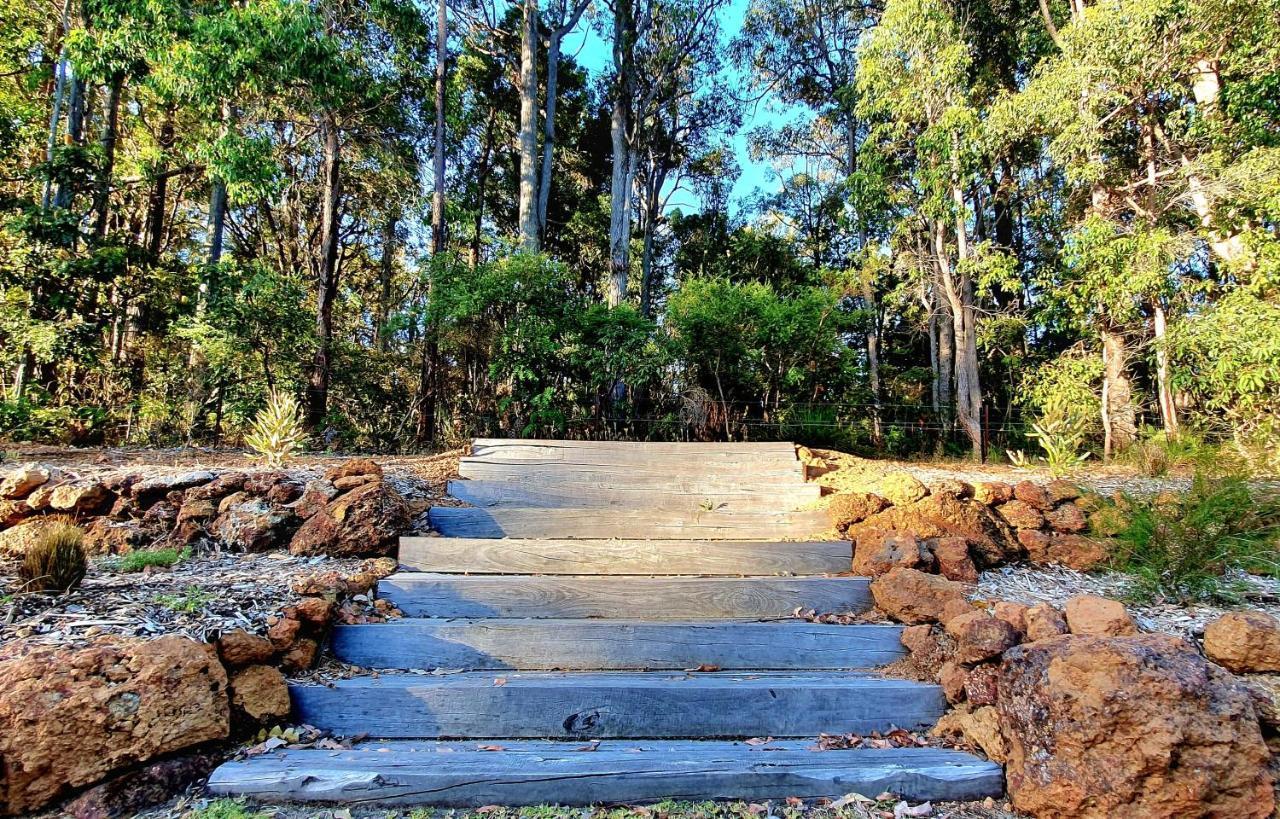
[208,440,1002,807]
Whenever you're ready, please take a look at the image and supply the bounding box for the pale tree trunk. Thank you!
[537,0,591,238]
[860,271,882,445]
[607,0,635,306]
[471,108,496,268]
[1182,58,1251,270]
[947,178,984,460]
[42,0,73,210]
[1153,302,1178,436]
[1100,326,1136,458]
[516,0,540,251]
[307,113,342,429]
[52,74,85,209]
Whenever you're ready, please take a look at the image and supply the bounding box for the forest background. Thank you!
[1,0,1278,468]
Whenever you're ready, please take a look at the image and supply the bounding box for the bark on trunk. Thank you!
[516,0,540,252]
[307,113,342,429]
[52,75,85,209]
[1100,326,1136,457]
[144,112,175,258]
[1153,302,1178,436]
[417,0,448,447]
[607,0,635,306]
[376,216,397,352]
[92,72,124,240]
[470,109,496,268]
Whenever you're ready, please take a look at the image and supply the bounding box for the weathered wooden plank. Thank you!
[331,620,904,671]
[473,439,798,454]
[428,507,831,540]
[289,672,947,738]
[207,740,1004,806]
[398,538,852,575]
[464,450,801,470]
[457,461,807,488]
[379,573,869,619]
[447,480,821,512]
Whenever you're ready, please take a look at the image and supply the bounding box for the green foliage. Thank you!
[185,799,267,819]
[1115,472,1280,603]
[19,521,87,594]
[1120,428,1217,477]
[244,391,306,467]
[102,547,188,573]
[154,585,214,613]
[1028,415,1092,477]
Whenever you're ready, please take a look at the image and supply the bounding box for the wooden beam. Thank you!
[427,507,831,540]
[398,538,852,575]
[379,573,870,619]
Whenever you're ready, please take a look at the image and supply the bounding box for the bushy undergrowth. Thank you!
[1120,429,1219,477]
[19,521,86,593]
[1114,471,1280,603]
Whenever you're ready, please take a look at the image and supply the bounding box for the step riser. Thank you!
[398,538,852,575]
[289,676,947,739]
[207,742,1004,807]
[380,575,871,619]
[472,439,799,453]
[464,451,804,469]
[331,621,904,671]
[428,507,830,540]
[447,480,821,512]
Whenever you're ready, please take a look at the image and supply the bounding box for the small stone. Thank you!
[280,637,319,673]
[217,630,276,667]
[901,625,955,668]
[1013,481,1052,510]
[1064,594,1137,636]
[946,611,1020,664]
[1044,479,1081,504]
[996,499,1045,530]
[266,616,302,651]
[185,472,249,501]
[292,597,335,628]
[973,481,1013,506]
[929,479,973,499]
[965,663,1000,705]
[1045,501,1087,533]
[325,458,384,482]
[49,480,113,515]
[869,568,970,625]
[333,474,379,492]
[1204,611,1280,673]
[993,601,1030,635]
[229,665,291,725]
[1024,603,1068,641]
[932,705,1007,763]
[930,537,978,583]
[1045,533,1109,570]
[853,532,930,577]
[939,662,968,703]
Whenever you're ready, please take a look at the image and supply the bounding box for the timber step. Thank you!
[289,672,948,739]
[428,507,831,539]
[472,439,800,454]
[206,740,1004,807]
[456,462,808,489]
[398,538,853,575]
[331,620,904,671]
[379,573,871,619]
[447,479,822,511]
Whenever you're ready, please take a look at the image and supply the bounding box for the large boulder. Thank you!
[827,492,890,532]
[130,471,216,508]
[209,496,295,552]
[998,634,1273,818]
[1204,611,1280,673]
[870,567,971,625]
[0,636,229,815]
[877,472,929,506]
[850,493,1019,568]
[0,463,57,500]
[49,480,113,516]
[289,480,410,558]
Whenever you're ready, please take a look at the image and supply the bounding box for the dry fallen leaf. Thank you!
[493,677,507,686]
[476,744,506,752]
[745,736,774,746]
[685,663,721,672]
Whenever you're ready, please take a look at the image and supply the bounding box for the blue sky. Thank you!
[560,0,790,214]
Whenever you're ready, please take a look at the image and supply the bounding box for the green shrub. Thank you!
[186,799,266,819]
[1114,471,1280,603]
[1120,428,1218,477]
[102,547,188,573]
[244,390,306,466]
[155,585,214,613]
[19,521,87,593]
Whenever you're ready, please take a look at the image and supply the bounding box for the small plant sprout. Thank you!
[244,390,306,468]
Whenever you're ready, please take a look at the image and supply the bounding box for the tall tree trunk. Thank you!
[92,72,124,240]
[607,0,635,306]
[860,271,882,446]
[144,111,175,259]
[516,0,540,251]
[417,0,448,446]
[307,113,342,429]
[43,0,74,210]
[52,74,85,209]
[207,102,232,270]
[536,0,590,238]
[470,108,496,268]
[1181,58,1250,270]
[376,215,397,352]
[1100,326,1136,458]
[1153,302,1178,436]
[940,177,984,460]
